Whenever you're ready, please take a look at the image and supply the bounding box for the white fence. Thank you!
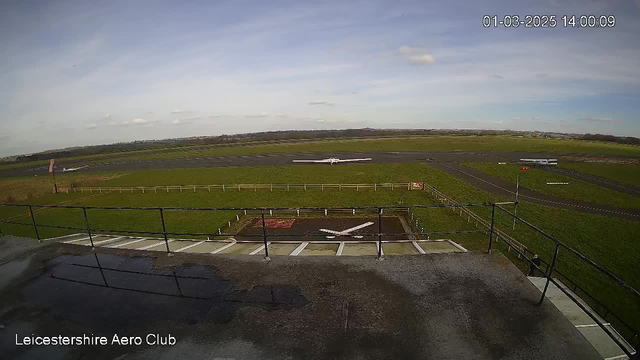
[63,182,425,194]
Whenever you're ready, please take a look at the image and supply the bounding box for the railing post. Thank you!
[377,207,383,259]
[488,204,496,253]
[261,210,270,259]
[159,208,172,255]
[83,207,94,248]
[28,205,41,242]
[538,243,560,305]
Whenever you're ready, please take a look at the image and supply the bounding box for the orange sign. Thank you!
[48,159,55,173]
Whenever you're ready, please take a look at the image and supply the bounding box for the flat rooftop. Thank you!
[0,236,601,359]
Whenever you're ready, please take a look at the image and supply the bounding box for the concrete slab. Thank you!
[383,242,419,255]
[217,243,263,255]
[262,243,299,256]
[74,235,114,246]
[578,326,629,359]
[300,243,339,256]
[341,243,377,256]
[183,241,229,254]
[419,241,459,253]
[119,239,164,250]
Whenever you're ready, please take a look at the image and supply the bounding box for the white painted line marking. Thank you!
[174,241,205,253]
[93,236,125,246]
[44,233,84,242]
[336,242,345,256]
[605,354,632,360]
[447,239,468,252]
[64,236,90,244]
[290,242,309,256]
[211,242,236,254]
[137,240,174,250]
[249,243,269,255]
[108,238,147,248]
[575,323,610,328]
[412,241,426,254]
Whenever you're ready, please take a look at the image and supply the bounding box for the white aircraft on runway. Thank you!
[292,157,372,165]
[520,158,558,165]
[61,165,89,172]
[319,222,374,239]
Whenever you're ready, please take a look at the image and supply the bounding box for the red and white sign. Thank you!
[48,159,55,173]
[411,182,424,190]
[520,166,529,171]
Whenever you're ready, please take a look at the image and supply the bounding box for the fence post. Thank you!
[377,207,383,258]
[271,184,273,192]
[391,183,394,191]
[29,205,41,242]
[82,207,94,248]
[538,243,560,305]
[159,208,172,255]
[287,184,290,191]
[488,204,496,253]
[374,183,377,191]
[193,185,196,193]
[304,184,307,191]
[261,210,270,259]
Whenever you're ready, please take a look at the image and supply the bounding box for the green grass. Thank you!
[463,162,640,209]
[1,162,638,341]
[561,163,640,187]
[3,135,639,170]
[421,164,640,341]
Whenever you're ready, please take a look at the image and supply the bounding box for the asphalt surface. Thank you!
[431,163,640,221]
[0,236,601,360]
[0,151,592,178]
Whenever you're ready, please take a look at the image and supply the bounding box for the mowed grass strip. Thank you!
[561,162,640,187]
[462,162,640,209]
[3,135,639,171]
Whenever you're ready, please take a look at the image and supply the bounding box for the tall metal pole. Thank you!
[159,208,171,254]
[82,207,94,248]
[52,168,58,194]
[538,243,560,305]
[377,207,383,258]
[488,204,495,253]
[513,174,519,230]
[28,205,41,241]
[261,210,269,259]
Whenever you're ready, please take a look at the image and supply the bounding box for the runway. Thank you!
[0,151,572,178]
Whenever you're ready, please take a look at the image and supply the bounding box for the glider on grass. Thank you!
[292,157,372,165]
[319,222,375,239]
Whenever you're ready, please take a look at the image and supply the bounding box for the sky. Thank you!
[1,0,639,156]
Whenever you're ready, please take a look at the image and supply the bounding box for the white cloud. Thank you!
[492,121,503,124]
[488,74,504,80]
[308,101,335,106]
[408,54,435,65]
[85,123,97,129]
[578,117,614,123]
[398,46,427,55]
[133,118,149,124]
[170,109,193,114]
[172,119,186,125]
[245,113,268,118]
[512,117,521,121]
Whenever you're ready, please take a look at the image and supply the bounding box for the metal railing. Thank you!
[423,183,638,357]
[61,182,424,194]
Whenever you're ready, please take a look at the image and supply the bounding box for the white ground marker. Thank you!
[108,238,148,248]
[92,236,125,246]
[249,242,270,255]
[137,240,174,251]
[289,242,309,256]
[447,240,468,252]
[174,241,205,253]
[211,241,236,254]
[412,241,426,254]
[63,236,91,244]
[336,242,345,256]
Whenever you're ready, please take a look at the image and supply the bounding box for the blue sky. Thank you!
[1,0,639,156]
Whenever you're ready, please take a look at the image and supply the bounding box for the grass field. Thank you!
[1,162,638,341]
[3,135,640,171]
[561,163,640,186]
[462,162,640,209]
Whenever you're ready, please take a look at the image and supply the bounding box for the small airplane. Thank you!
[293,157,372,165]
[519,158,558,165]
[61,165,89,172]
[319,222,374,239]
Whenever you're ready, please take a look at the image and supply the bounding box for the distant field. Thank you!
[462,162,640,209]
[2,135,639,171]
[561,163,640,186]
